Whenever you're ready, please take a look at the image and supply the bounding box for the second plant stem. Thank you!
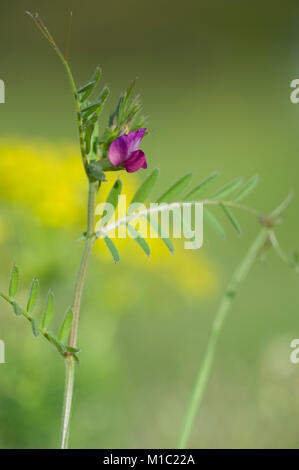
[60,180,98,449]
[178,227,269,449]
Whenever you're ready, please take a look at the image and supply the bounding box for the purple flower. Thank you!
[108,128,147,173]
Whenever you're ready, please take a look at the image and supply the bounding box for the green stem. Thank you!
[60,181,98,449]
[69,181,98,348]
[27,13,100,448]
[0,292,13,305]
[178,227,269,449]
[60,355,75,449]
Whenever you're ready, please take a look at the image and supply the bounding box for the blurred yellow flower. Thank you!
[0,139,218,297]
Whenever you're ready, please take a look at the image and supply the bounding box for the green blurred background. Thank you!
[0,0,299,448]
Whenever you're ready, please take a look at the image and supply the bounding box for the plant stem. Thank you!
[69,181,98,348]
[60,180,98,449]
[60,355,75,449]
[178,227,269,449]
[26,12,100,449]
[95,200,259,239]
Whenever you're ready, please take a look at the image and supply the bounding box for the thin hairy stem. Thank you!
[178,227,269,449]
[0,292,68,348]
[69,181,98,348]
[60,355,75,449]
[26,12,100,449]
[0,292,13,305]
[60,181,98,449]
[96,199,260,238]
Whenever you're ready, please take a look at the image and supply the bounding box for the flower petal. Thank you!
[108,135,129,166]
[124,150,147,173]
[126,128,147,154]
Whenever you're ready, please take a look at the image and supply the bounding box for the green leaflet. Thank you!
[81,86,109,121]
[130,168,159,205]
[220,203,242,236]
[9,264,19,298]
[65,346,81,354]
[82,103,101,120]
[107,90,146,143]
[127,224,151,257]
[233,175,259,202]
[146,215,174,253]
[211,177,243,200]
[184,171,220,201]
[42,289,54,330]
[78,80,96,96]
[109,94,124,127]
[104,236,120,263]
[46,331,65,355]
[204,208,226,239]
[87,119,100,161]
[98,179,123,226]
[106,179,122,212]
[84,117,97,155]
[156,173,192,204]
[58,308,73,345]
[88,161,106,182]
[13,301,23,316]
[172,206,197,248]
[27,278,39,313]
[31,318,40,337]
[79,66,101,102]
[110,85,130,126]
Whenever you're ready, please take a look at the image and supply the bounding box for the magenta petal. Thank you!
[126,128,147,154]
[108,135,129,166]
[124,150,147,173]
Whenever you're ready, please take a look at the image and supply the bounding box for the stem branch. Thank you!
[178,227,269,449]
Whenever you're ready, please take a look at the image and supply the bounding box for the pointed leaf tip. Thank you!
[27,278,39,313]
[58,308,73,345]
[104,236,120,264]
[79,66,102,102]
[233,175,259,202]
[9,264,19,298]
[185,171,220,201]
[127,224,151,257]
[156,172,192,204]
[97,179,123,228]
[146,215,174,253]
[106,178,123,211]
[204,208,226,239]
[212,177,243,200]
[220,203,242,236]
[130,168,160,205]
[42,289,54,330]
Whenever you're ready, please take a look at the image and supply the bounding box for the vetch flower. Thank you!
[108,128,147,173]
